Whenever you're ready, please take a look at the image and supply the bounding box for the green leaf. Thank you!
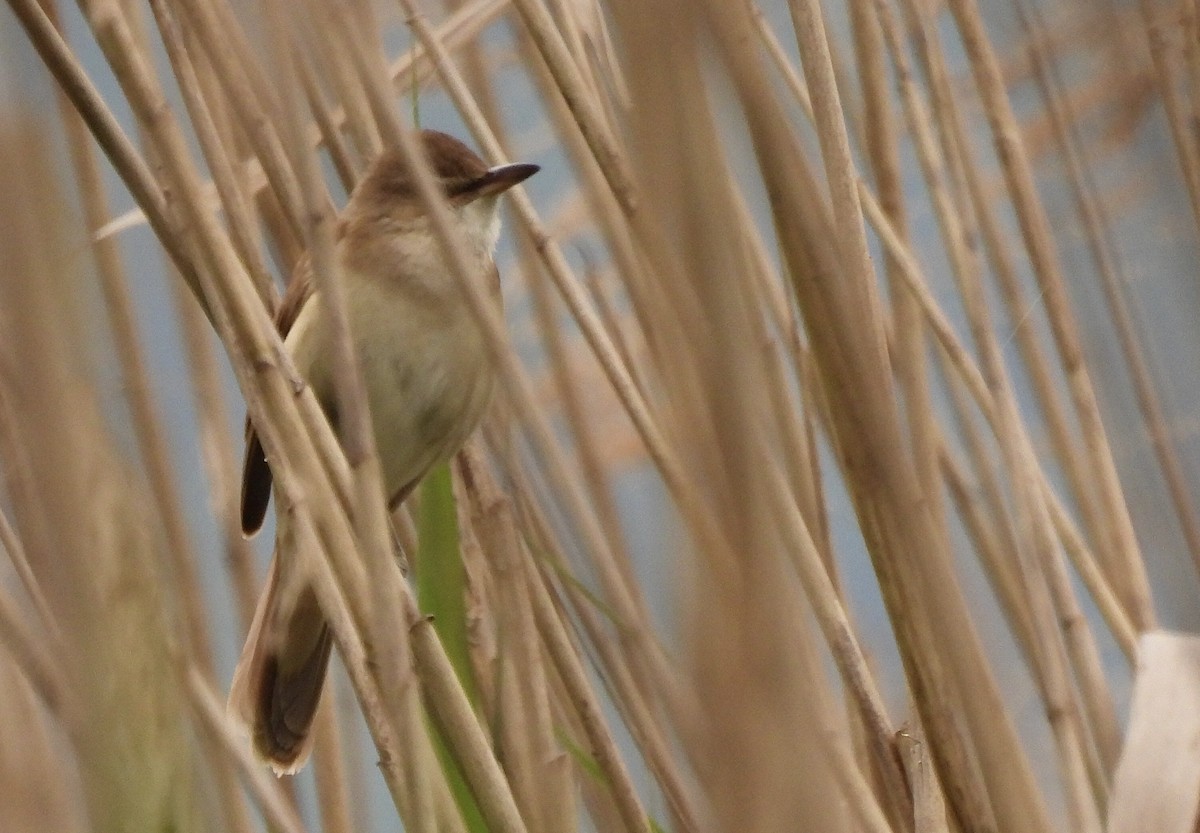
[416,462,477,704]
[554,727,607,785]
[415,463,488,831]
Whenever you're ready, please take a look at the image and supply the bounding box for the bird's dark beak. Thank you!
[464,162,540,201]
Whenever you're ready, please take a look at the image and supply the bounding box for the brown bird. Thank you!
[228,130,538,773]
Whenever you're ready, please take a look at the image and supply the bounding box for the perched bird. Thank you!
[229,130,538,773]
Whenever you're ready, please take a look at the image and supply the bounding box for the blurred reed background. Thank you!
[1,0,1199,831]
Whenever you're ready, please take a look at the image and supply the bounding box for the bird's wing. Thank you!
[240,258,315,536]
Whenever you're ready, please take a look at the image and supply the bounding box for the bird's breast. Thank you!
[286,264,495,500]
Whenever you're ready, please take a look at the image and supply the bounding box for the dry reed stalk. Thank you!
[898,727,951,833]
[173,280,260,631]
[151,0,278,309]
[303,3,381,166]
[6,0,204,310]
[948,0,1155,631]
[187,671,309,833]
[897,0,1113,607]
[311,694,356,833]
[68,0,217,682]
[0,117,207,833]
[1136,0,1200,237]
[295,52,359,193]
[874,3,1102,826]
[456,446,577,833]
[0,485,56,636]
[0,580,71,724]
[0,659,84,833]
[51,7,261,830]
[705,1,1054,830]
[499,444,704,833]
[165,0,307,247]
[613,5,859,831]
[849,0,947,578]
[1019,1,1200,587]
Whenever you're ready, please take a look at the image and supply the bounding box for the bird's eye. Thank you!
[444,178,476,199]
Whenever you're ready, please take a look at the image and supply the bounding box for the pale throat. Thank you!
[459,194,502,258]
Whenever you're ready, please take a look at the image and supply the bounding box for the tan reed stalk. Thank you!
[530,552,693,833]
[149,0,279,309]
[0,580,71,724]
[311,695,355,833]
[333,4,404,147]
[0,390,50,609]
[898,727,952,833]
[1,117,209,833]
[0,488,56,637]
[857,170,1132,687]
[173,279,259,631]
[498,443,705,833]
[617,4,864,829]
[1020,0,1200,586]
[755,1,997,425]
[0,659,85,833]
[788,0,888,342]
[68,0,215,679]
[1010,4,1131,774]
[761,459,914,831]
[506,0,634,219]
[1185,0,1200,143]
[947,0,1155,631]
[702,1,1052,829]
[170,17,273,624]
[50,8,260,831]
[165,0,306,247]
[525,241,640,592]
[816,722,898,833]
[456,446,576,833]
[302,3,381,166]
[1043,484,1140,663]
[710,139,907,821]
[295,55,358,192]
[580,264,651,402]
[513,26,669,398]
[897,0,1113,601]
[873,2,1103,825]
[725,103,834,566]
[515,0,729,429]
[1136,0,1200,236]
[833,0,1139,679]
[939,441,1040,657]
[848,0,946,547]
[187,671,309,833]
[5,0,205,312]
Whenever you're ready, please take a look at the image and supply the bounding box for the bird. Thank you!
[228,129,538,774]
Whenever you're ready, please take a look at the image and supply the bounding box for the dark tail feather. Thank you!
[229,554,333,774]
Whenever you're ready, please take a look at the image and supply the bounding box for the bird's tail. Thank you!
[228,553,333,775]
